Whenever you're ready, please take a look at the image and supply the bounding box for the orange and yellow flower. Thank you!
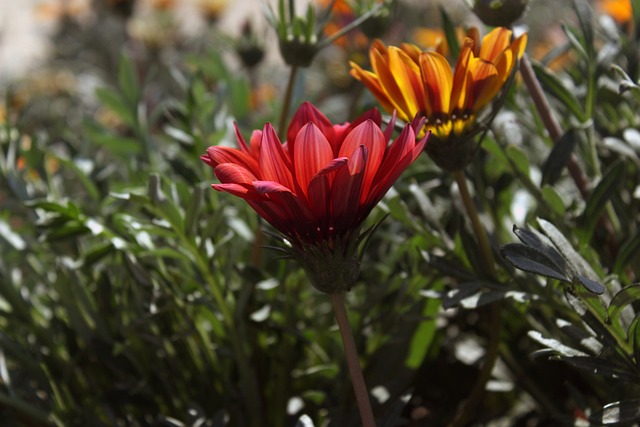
[350,27,527,141]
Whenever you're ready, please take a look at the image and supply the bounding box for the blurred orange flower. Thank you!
[319,0,369,49]
[599,0,632,23]
[350,27,527,140]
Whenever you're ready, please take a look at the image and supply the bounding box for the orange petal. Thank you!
[419,52,453,116]
[467,58,500,112]
[479,27,513,62]
[450,38,474,113]
[369,47,414,122]
[388,46,424,117]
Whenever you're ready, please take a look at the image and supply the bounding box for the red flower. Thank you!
[202,102,428,292]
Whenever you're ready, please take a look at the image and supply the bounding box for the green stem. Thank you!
[278,65,299,136]
[449,170,502,427]
[330,293,376,427]
[453,171,495,273]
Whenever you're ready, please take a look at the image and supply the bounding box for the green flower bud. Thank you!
[471,0,528,27]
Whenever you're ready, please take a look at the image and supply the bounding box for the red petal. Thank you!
[332,145,367,233]
[204,146,259,174]
[287,102,336,154]
[293,123,335,199]
[212,183,263,201]
[338,120,386,203]
[214,163,257,185]
[307,157,348,226]
[367,125,427,205]
[259,123,295,190]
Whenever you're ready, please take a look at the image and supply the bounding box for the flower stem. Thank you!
[452,170,495,273]
[449,170,501,427]
[518,54,590,199]
[278,64,299,136]
[330,292,376,427]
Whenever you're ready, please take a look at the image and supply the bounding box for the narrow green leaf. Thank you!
[184,186,204,237]
[541,185,566,216]
[608,284,640,323]
[573,0,595,59]
[633,316,640,368]
[439,6,460,59]
[82,242,114,267]
[614,230,640,274]
[118,53,140,106]
[229,78,250,119]
[633,0,640,42]
[506,144,530,178]
[95,88,136,128]
[581,160,625,241]
[589,400,640,425]
[559,356,638,381]
[528,330,587,357]
[405,292,441,369]
[531,61,586,121]
[541,129,578,186]
[561,23,589,61]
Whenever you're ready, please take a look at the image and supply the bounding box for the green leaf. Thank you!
[531,61,586,121]
[541,129,578,186]
[589,400,640,425]
[537,217,598,280]
[561,23,589,61]
[118,52,140,106]
[82,242,114,267]
[528,330,587,357]
[541,185,566,216]
[95,88,136,128]
[614,230,640,275]
[608,284,640,324]
[559,356,638,381]
[573,0,595,59]
[55,156,101,202]
[633,316,640,368]
[500,243,570,282]
[184,186,204,237]
[581,160,625,241]
[506,144,530,178]
[404,293,438,367]
[229,78,250,119]
[45,221,89,241]
[440,6,460,59]
[576,275,605,295]
[84,121,142,156]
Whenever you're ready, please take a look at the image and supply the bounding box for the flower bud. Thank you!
[471,0,528,27]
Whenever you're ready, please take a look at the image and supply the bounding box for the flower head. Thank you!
[202,102,428,292]
[350,27,527,170]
